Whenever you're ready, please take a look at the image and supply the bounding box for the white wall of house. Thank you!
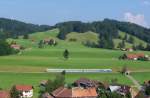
[20,89,33,98]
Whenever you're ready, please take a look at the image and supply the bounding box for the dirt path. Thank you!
[126,75,141,90]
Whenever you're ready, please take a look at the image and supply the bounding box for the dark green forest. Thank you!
[0,18,51,38]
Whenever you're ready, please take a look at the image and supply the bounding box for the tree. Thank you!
[23,34,29,39]
[132,44,137,51]
[0,30,6,40]
[117,42,123,49]
[121,40,126,48]
[145,44,150,51]
[128,36,134,44]
[126,92,132,98]
[117,40,125,49]
[123,34,128,41]
[10,85,20,98]
[145,86,150,95]
[38,40,44,48]
[137,43,145,50]
[121,65,128,75]
[107,92,123,98]
[45,72,65,93]
[0,40,16,56]
[63,49,69,59]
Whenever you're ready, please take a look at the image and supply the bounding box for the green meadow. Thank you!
[0,29,150,97]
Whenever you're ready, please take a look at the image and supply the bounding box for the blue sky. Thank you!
[0,0,150,27]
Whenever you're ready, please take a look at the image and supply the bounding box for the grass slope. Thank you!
[1,29,150,97]
[66,31,99,44]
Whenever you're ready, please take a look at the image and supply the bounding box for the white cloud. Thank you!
[143,0,150,6]
[124,12,149,28]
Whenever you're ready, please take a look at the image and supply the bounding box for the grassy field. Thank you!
[0,47,150,72]
[131,72,150,84]
[1,29,150,97]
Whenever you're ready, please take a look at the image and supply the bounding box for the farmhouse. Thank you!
[109,85,131,97]
[15,85,33,98]
[11,44,21,50]
[43,38,56,45]
[51,87,98,98]
[121,48,134,52]
[121,53,145,60]
[0,90,10,98]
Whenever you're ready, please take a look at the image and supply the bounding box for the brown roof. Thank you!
[74,78,101,87]
[52,87,97,98]
[0,91,10,98]
[16,85,33,91]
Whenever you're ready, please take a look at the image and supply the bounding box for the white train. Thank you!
[46,69,112,73]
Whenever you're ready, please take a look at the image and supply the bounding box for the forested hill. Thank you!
[55,19,150,43]
[0,18,150,44]
[0,18,51,39]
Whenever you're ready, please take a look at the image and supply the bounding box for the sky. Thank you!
[0,0,150,28]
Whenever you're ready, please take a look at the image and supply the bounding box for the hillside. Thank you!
[0,18,51,38]
[7,28,148,49]
[2,29,150,98]
[55,19,150,44]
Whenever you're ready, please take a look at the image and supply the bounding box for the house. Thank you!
[109,85,131,97]
[0,91,10,98]
[11,44,21,50]
[51,87,98,98]
[126,54,139,60]
[122,53,145,60]
[15,85,33,98]
[73,78,103,88]
[126,48,134,52]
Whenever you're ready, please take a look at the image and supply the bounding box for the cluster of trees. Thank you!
[39,71,66,97]
[0,18,51,38]
[99,91,131,98]
[97,85,131,98]
[38,39,58,48]
[0,40,18,56]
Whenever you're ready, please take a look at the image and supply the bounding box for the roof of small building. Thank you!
[16,85,33,91]
[74,78,101,87]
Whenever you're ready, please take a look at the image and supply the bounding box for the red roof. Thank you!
[16,85,33,91]
[127,54,138,59]
[126,53,145,59]
[0,91,10,98]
